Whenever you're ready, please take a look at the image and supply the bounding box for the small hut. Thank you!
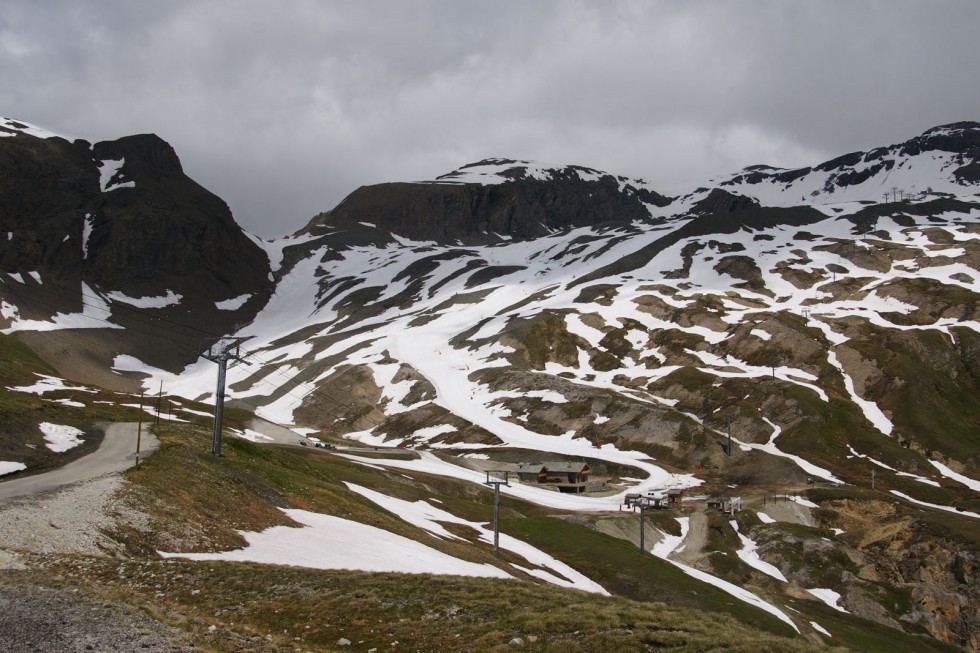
[515,461,592,493]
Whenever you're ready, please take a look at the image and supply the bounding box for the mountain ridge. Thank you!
[1,117,979,650]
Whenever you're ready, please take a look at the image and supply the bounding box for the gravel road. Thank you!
[0,577,195,652]
[0,423,158,502]
[0,423,192,652]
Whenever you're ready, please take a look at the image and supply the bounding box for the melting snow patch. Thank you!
[345,482,608,594]
[788,495,819,508]
[806,588,848,613]
[2,283,120,332]
[828,350,893,436]
[750,328,772,341]
[757,512,776,524]
[730,520,787,582]
[891,491,980,520]
[0,461,26,476]
[215,294,252,311]
[230,428,275,443]
[811,622,832,637]
[413,424,457,440]
[7,374,97,395]
[98,159,135,191]
[928,459,980,492]
[106,290,181,309]
[732,431,843,485]
[39,422,84,452]
[675,562,798,631]
[160,508,511,578]
[652,517,689,558]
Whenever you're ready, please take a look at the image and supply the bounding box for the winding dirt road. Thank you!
[0,423,157,502]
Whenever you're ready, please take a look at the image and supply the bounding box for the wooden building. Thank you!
[515,461,592,493]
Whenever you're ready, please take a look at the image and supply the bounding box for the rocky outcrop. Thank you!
[720,121,980,197]
[691,188,761,215]
[0,126,273,379]
[304,163,671,246]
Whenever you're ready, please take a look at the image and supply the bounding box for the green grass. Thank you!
[25,555,834,653]
[89,422,842,651]
[0,331,163,476]
[503,515,797,637]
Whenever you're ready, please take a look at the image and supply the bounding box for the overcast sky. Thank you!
[3,1,978,238]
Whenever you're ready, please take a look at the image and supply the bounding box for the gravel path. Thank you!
[0,474,141,557]
[0,578,195,652]
[0,423,158,502]
[0,425,194,652]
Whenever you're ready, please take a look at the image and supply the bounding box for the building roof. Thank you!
[545,462,590,473]
[516,463,547,474]
[516,462,591,474]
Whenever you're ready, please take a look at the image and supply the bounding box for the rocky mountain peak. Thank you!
[0,124,274,381]
[91,133,185,178]
[306,159,672,246]
[715,119,980,205]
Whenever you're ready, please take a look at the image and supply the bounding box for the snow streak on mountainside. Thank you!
[704,122,980,207]
[140,193,980,498]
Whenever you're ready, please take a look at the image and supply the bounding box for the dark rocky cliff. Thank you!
[0,126,273,381]
[304,162,672,246]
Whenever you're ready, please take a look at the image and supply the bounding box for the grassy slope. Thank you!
[72,422,959,652]
[0,332,121,474]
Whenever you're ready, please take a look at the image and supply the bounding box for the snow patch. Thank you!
[806,588,848,613]
[106,290,181,309]
[216,294,252,311]
[160,508,511,579]
[730,520,787,582]
[345,483,608,594]
[928,459,980,492]
[0,461,26,476]
[39,422,84,452]
[98,159,135,191]
[891,491,980,520]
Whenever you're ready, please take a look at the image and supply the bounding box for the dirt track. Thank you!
[0,423,158,502]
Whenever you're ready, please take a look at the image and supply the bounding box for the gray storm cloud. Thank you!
[2,0,977,237]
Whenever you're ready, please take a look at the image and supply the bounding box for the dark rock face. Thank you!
[0,130,270,297]
[307,165,672,246]
[0,128,273,377]
[0,134,96,276]
[85,134,270,299]
[691,188,761,215]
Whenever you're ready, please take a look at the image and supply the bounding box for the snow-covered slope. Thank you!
[707,121,980,206]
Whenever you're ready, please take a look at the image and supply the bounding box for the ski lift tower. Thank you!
[484,470,510,559]
[203,337,245,456]
[625,494,654,554]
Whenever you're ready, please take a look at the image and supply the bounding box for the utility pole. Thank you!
[135,390,144,469]
[154,380,163,427]
[483,471,510,559]
[638,501,650,554]
[203,338,244,457]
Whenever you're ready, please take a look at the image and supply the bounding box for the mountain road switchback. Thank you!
[0,423,157,502]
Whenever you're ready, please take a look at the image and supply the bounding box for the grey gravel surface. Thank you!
[0,578,195,652]
[0,424,193,652]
